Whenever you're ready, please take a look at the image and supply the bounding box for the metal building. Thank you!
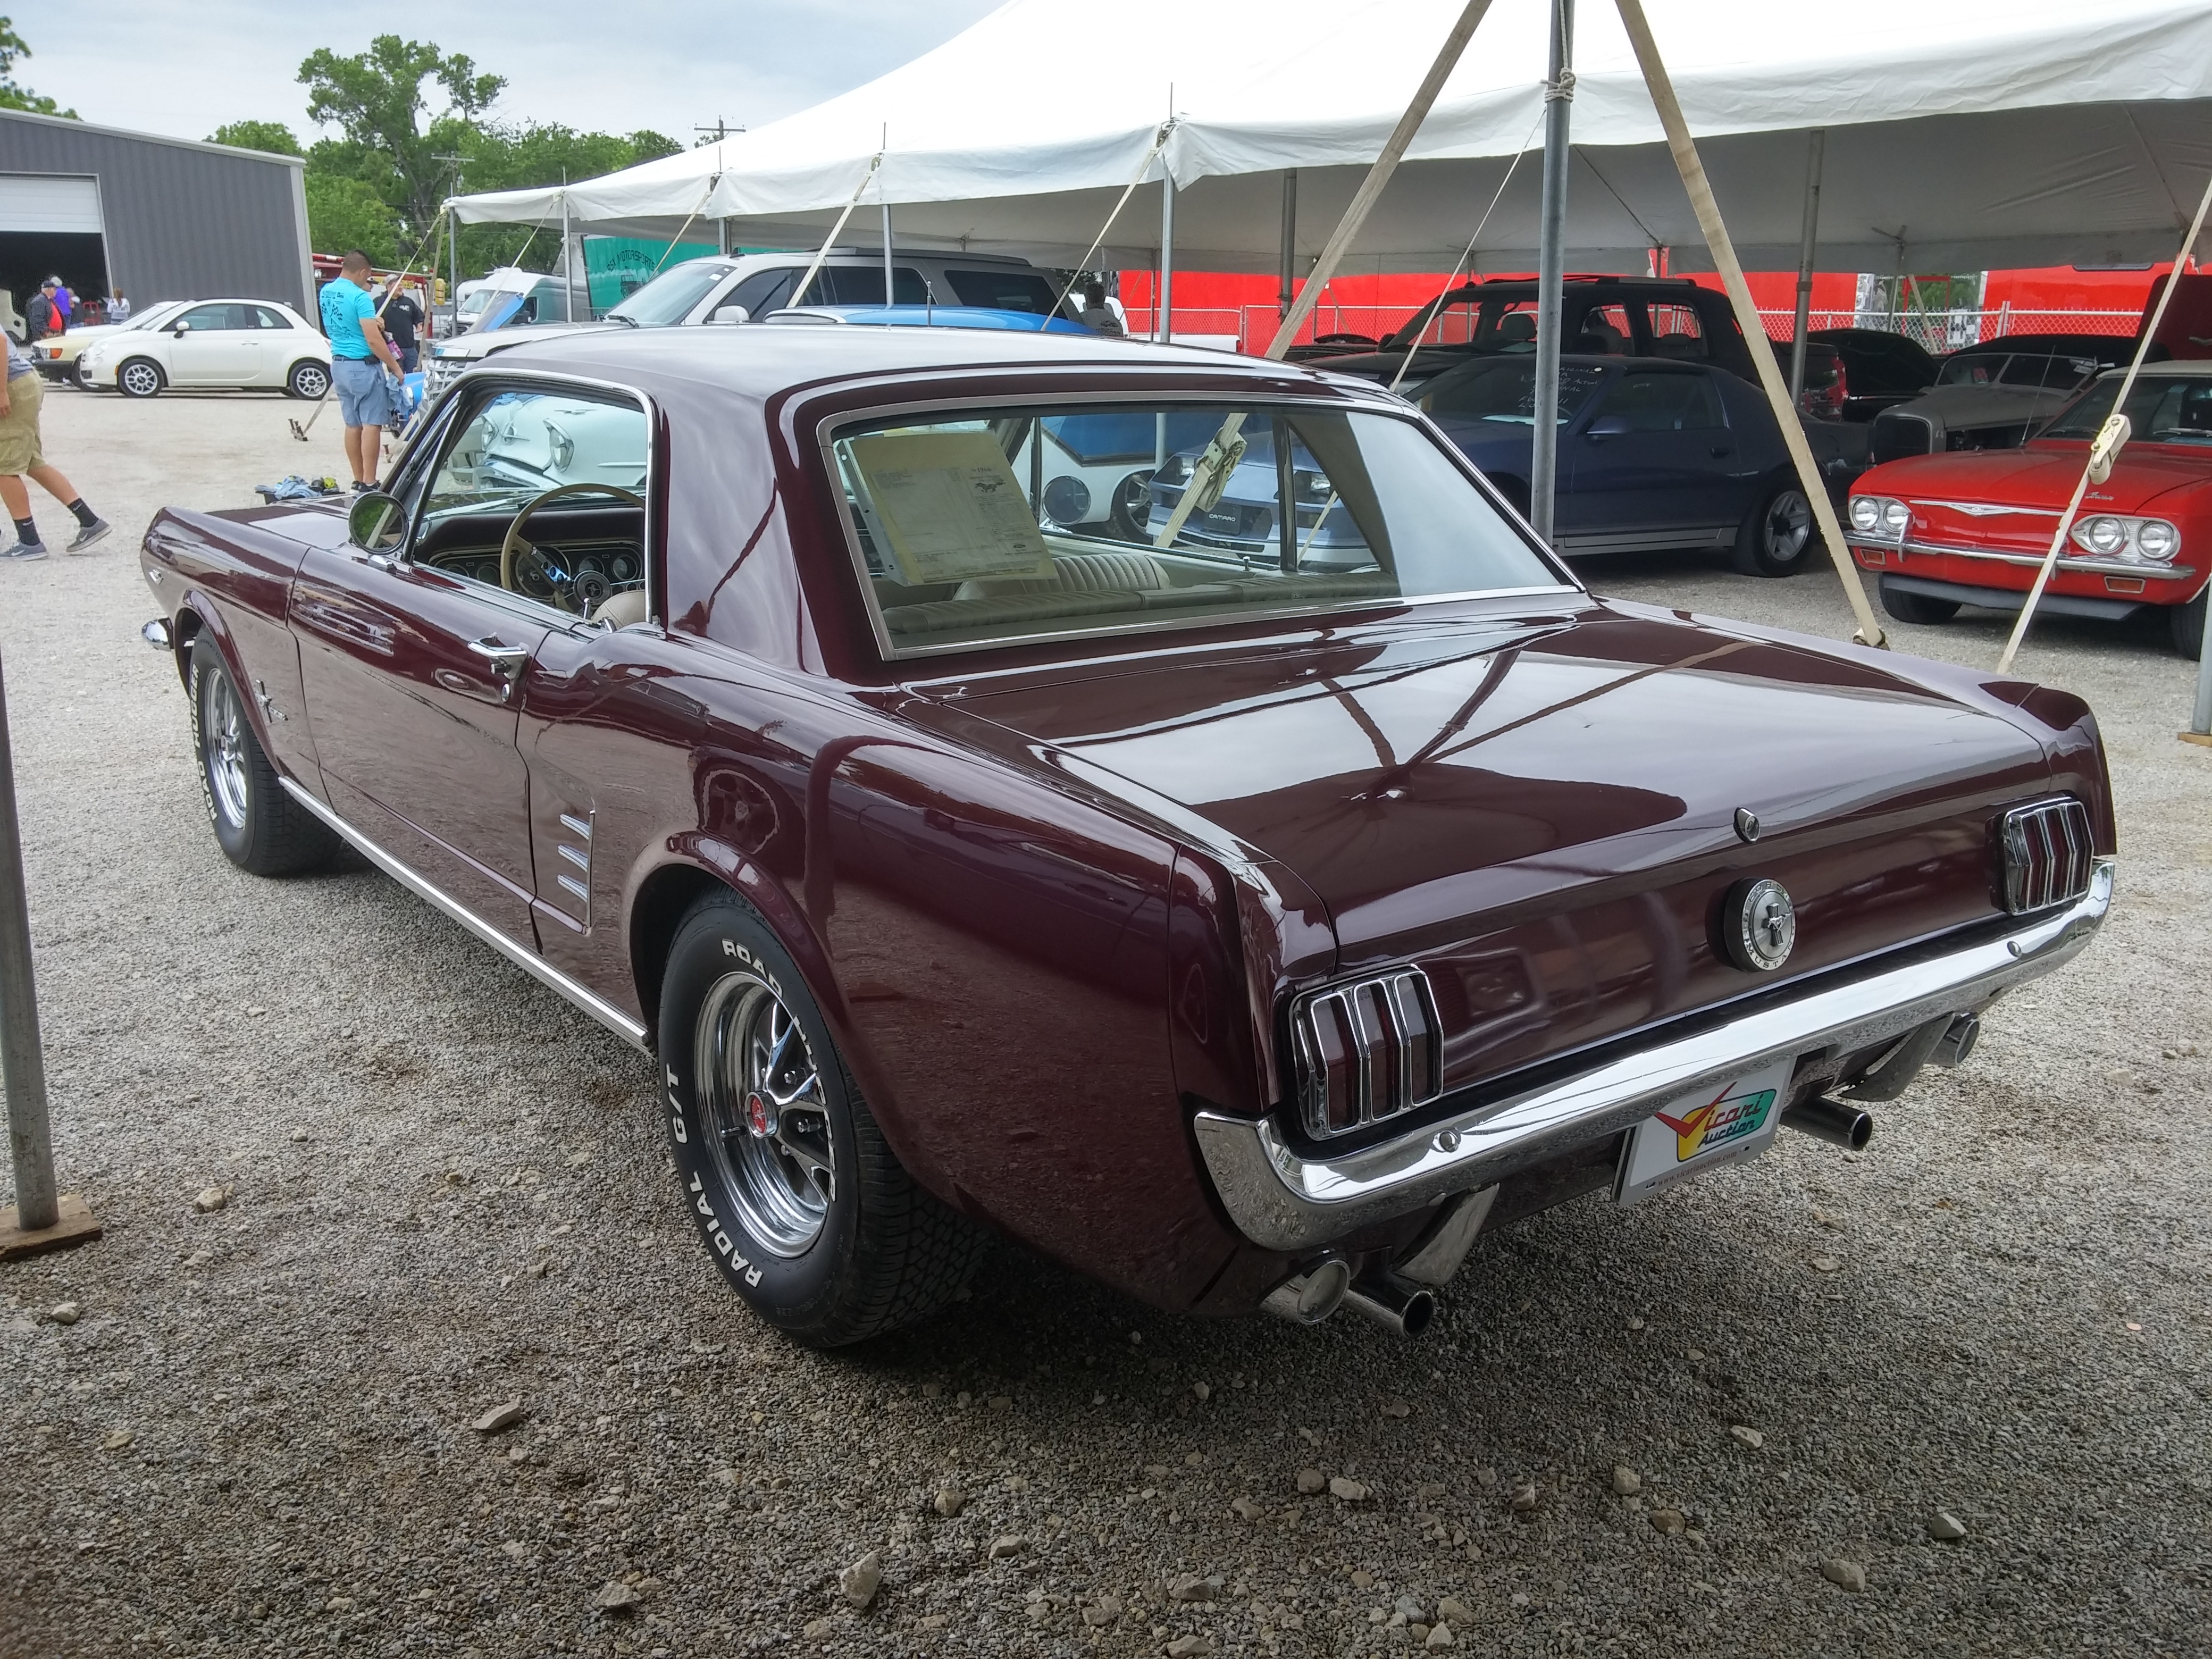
[0,108,313,328]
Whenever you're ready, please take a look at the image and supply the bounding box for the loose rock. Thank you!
[472,1400,528,1434]
[1810,1254,1841,1273]
[1379,1398,1411,1419]
[1927,1512,1968,1542]
[1169,1573,1223,1602]
[1612,1465,1641,1496]
[1192,1381,1211,1402]
[1230,1497,1263,1521]
[1729,1426,1765,1450]
[1165,1637,1215,1657]
[802,1615,835,1640]
[840,1549,882,1608]
[594,1580,642,1612]
[1295,1468,1327,1495]
[1821,1557,1868,1592]
[1426,1624,1455,1649]
[1509,1482,1540,1512]
[988,1535,1025,1559]
[934,1487,967,1518]
[1437,1597,1474,1624]
[194,1186,228,1213]
[102,1428,133,1452]
[1649,1508,1687,1536]
[47,1301,80,1326]
[1328,1476,1370,1503]
[1083,1594,1123,1628]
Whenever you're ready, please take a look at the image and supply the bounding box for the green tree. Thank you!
[0,16,76,118]
[447,124,682,278]
[299,36,504,234]
[208,120,303,157]
[304,174,403,267]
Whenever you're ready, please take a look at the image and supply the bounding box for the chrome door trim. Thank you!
[278,776,649,1051]
[1194,858,2114,1252]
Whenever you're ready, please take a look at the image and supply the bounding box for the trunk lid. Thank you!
[914,600,2055,1093]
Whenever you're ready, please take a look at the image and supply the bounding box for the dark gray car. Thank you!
[1869,333,2144,464]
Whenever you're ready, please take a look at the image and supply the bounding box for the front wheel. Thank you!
[189,639,341,876]
[659,892,984,1346]
[1878,576,1962,626]
[287,359,331,400]
[2173,589,2208,660]
[116,357,164,399]
[1731,482,1817,576]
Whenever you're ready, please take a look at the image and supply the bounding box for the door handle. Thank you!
[1710,445,1733,457]
[466,638,531,701]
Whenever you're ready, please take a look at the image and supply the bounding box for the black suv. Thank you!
[1290,275,1761,388]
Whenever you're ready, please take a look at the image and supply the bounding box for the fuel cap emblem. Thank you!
[1721,877,1796,972]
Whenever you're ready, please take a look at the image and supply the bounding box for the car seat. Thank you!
[1495,313,1537,350]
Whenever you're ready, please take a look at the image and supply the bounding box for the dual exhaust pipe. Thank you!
[1261,1255,1436,1338]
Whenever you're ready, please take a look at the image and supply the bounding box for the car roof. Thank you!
[2093,358,2212,378]
[477,323,1365,402]
[770,305,1088,334]
[1949,333,2131,358]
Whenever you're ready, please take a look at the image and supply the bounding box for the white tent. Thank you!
[450,0,2212,276]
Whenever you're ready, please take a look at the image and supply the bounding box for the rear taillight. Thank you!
[1998,798,2094,914]
[1290,969,1442,1139]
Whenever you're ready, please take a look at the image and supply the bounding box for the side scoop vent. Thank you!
[1291,969,1442,1141]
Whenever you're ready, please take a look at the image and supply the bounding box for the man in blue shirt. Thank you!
[320,250,405,489]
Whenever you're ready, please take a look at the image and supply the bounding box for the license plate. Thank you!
[1614,1059,1795,1207]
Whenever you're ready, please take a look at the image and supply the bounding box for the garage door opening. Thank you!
[1,231,111,327]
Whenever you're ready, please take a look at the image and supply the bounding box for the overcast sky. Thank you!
[20,2,1004,148]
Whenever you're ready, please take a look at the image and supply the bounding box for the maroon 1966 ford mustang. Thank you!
[139,327,2115,1346]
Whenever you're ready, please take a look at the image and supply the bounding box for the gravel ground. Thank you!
[2,389,2208,1659]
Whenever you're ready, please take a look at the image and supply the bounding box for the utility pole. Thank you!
[693,119,745,145]
[435,152,465,338]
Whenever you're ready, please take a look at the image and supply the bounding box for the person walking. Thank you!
[319,250,405,490]
[1,333,110,560]
[49,278,74,328]
[378,280,423,374]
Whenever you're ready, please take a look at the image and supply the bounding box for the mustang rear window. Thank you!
[828,401,1565,654]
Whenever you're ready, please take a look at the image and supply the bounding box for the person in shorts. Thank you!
[1,334,110,560]
[319,250,405,489]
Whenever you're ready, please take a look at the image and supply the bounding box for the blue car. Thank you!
[1413,354,1855,576]
[764,304,1096,335]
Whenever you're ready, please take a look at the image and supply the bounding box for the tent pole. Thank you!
[1279,170,1298,321]
[1530,0,1574,544]
[1159,174,1176,344]
[882,200,894,307]
[2190,599,2212,742]
[560,188,574,322]
[1260,0,1495,361]
[1788,129,1824,405]
[1611,0,1887,648]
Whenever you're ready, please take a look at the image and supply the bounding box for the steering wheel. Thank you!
[499,482,646,611]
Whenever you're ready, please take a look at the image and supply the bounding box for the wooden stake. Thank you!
[1611,0,1887,649]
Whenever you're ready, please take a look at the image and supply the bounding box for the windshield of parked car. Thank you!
[1415,360,1610,426]
[942,268,1062,316]
[2040,375,2212,446]
[417,388,650,523]
[606,259,734,328]
[1936,351,2102,390]
[829,400,1566,654]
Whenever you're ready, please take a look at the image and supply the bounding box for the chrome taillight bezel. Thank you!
[1998,797,2094,915]
[1289,969,1443,1141]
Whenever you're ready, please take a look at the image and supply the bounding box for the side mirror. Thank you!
[171,321,191,336]
[348,491,406,554]
[708,304,750,326]
[1584,414,1633,440]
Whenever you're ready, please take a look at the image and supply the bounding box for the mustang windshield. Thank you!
[831,401,1565,653]
[2041,375,2212,446]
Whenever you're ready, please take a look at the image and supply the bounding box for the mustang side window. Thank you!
[828,402,1563,653]
[407,387,651,620]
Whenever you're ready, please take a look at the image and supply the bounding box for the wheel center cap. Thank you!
[745,1092,776,1137]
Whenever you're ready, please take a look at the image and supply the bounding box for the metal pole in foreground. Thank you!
[1158,173,1176,344]
[1279,170,1298,321]
[2186,596,2212,745]
[1788,129,1825,406]
[1529,0,1574,544]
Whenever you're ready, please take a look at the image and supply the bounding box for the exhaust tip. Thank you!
[1342,1274,1436,1338]
[1783,1096,1874,1152]
[1261,1256,1351,1325]
[1932,1013,1980,1068]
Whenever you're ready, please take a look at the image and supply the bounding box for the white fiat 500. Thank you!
[77,299,333,400]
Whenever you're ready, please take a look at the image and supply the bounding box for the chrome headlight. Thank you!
[2134,518,2180,562]
[1880,498,1910,537]
[2072,515,2128,556]
[1848,495,1883,533]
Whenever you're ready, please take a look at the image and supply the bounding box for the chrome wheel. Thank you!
[118,359,162,398]
[203,671,250,830]
[696,969,835,1256]
[1761,489,1813,562]
[290,362,330,400]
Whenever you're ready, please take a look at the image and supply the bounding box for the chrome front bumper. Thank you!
[1194,859,2114,1253]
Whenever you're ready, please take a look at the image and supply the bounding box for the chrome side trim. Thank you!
[277,777,649,1051]
[1846,535,2197,581]
[1194,859,2113,1252]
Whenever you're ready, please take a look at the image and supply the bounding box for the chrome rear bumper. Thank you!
[1194,859,2113,1253]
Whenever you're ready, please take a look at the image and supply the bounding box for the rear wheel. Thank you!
[1878,576,1962,626]
[116,357,164,399]
[287,359,331,400]
[2173,589,2208,660]
[659,891,984,1346]
[1731,481,1817,576]
[189,639,341,876]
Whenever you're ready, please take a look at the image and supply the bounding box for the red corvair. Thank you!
[1848,361,2212,658]
[139,327,2116,1346]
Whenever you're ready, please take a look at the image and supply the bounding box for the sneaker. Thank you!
[65,518,111,555]
[1,540,49,561]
